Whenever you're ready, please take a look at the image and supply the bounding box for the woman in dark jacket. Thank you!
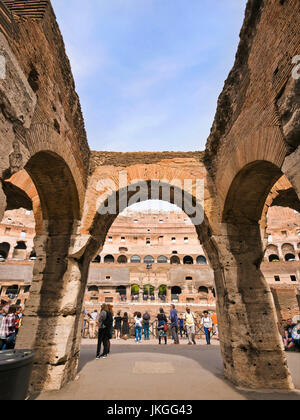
[121,312,130,339]
[157,308,168,345]
[114,311,122,340]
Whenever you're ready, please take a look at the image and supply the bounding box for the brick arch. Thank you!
[14,149,85,392]
[6,170,42,233]
[218,159,294,390]
[24,123,86,214]
[217,127,288,217]
[81,161,208,235]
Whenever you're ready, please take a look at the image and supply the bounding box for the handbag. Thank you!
[164,322,169,333]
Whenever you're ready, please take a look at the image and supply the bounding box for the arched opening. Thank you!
[143,284,154,301]
[12,241,27,260]
[222,161,300,390]
[269,254,280,262]
[130,255,141,263]
[158,285,167,302]
[92,255,101,263]
[171,286,182,302]
[157,255,168,263]
[88,286,99,293]
[144,255,155,264]
[196,255,207,265]
[0,151,82,393]
[170,255,180,265]
[6,284,19,299]
[116,285,127,302]
[183,255,194,265]
[131,284,140,301]
[104,255,115,264]
[117,255,128,264]
[285,253,296,262]
[0,242,10,260]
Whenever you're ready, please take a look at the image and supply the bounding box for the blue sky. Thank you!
[51,0,247,152]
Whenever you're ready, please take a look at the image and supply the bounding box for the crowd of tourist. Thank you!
[0,304,23,351]
[283,318,300,351]
[84,305,219,359]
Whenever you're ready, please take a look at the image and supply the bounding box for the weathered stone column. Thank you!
[0,184,6,225]
[16,226,90,392]
[212,222,294,390]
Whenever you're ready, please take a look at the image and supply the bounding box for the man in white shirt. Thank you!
[183,307,196,345]
[201,311,213,345]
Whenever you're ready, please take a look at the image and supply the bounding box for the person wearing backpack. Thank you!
[134,312,143,343]
[143,311,151,340]
[96,304,110,359]
[157,308,168,345]
[170,305,180,345]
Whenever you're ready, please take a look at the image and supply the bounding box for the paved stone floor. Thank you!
[35,339,300,400]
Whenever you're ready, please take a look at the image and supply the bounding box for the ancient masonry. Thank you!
[0,206,299,325]
[0,0,299,392]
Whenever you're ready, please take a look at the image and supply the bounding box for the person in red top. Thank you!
[5,306,17,349]
[211,313,219,339]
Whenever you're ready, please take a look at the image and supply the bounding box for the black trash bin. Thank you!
[0,350,35,400]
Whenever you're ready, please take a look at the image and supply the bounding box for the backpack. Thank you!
[103,311,113,328]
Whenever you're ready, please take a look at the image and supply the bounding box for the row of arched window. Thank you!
[87,284,214,296]
[0,241,36,260]
[92,255,208,265]
[265,243,300,262]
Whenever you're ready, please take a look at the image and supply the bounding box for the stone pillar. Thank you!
[213,223,294,390]
[0,185,6,225]
[16,230,90,392]
[166,286,171,303]
[126,285,131,302]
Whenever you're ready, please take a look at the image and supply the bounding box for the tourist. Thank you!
[106,305,114,355]
[201,311,213,345]
[284,319,297,350]
[157,308,168,345]
[15,306,23,336]
[96,304,110,359]
[0,305,7,350]
[89,309,98,339]
[82,309,90,338]
[121,312,130,339]
[178,316,185,338]
[134,312,143,343]
[5,305,17,350]
[114,311,122,340]
[211,312,219,339]
[170,305,179,345]
[143,311,151,340]
[291,322,300,350]
[183,307,196,345]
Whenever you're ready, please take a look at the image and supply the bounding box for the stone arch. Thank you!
[157,255,168,263]
[265,244,280,262]
[196,255,207,265]
[170,255,181,265]
[11,150,84,393]
[183,255,194,265]
[117,255,128,264]
[282,243,295,260]
[0,242,10,259]
[104,255,115,264]
[221,159,296,390]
